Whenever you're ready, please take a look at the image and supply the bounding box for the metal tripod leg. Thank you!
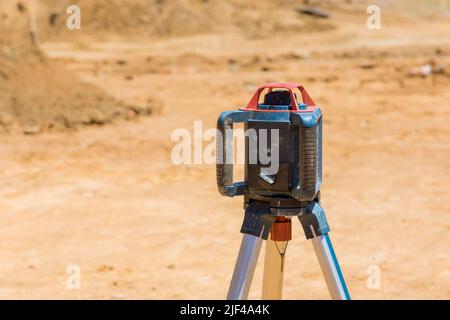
[227,234,263,300]
[261,239,288,300]
[227,200,277,300]
[311,233,351,300]
[299,202,351,300]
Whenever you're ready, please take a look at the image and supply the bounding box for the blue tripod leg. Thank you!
[311,233,351,300]
[299,202,351,300]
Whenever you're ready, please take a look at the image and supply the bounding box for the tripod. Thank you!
[227,199,350,300]
[215,83,351,300]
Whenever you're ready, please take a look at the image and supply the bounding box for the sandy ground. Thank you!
[0,5,449,299]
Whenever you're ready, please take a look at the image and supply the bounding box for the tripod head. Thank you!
[216,83,323,207]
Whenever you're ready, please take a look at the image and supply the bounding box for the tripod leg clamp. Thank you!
[298,202,330,239]
[240,201,277,240]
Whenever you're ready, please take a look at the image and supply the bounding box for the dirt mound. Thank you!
[0,51,153,134]
[0,2,154,134]
[39,0,336,40]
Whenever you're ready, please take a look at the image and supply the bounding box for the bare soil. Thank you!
[0,0,449,299]
[0,1,156,134]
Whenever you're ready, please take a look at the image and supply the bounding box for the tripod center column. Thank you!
[262,217,292,299]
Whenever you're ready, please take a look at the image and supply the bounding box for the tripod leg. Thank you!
[262,239,287,299]
[311,234,351,300]
[299,202,350,300]
[227,234,263,300]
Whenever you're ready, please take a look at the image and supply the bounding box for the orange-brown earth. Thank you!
[0,1,449,299]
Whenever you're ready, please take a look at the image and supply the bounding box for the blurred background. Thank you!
[0,0,449,299]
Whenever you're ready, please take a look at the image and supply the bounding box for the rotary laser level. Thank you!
[216,83,350,300]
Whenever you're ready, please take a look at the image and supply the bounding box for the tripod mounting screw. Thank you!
[271,217,292,241]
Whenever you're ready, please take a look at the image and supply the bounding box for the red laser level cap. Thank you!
[241,82,317,112]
